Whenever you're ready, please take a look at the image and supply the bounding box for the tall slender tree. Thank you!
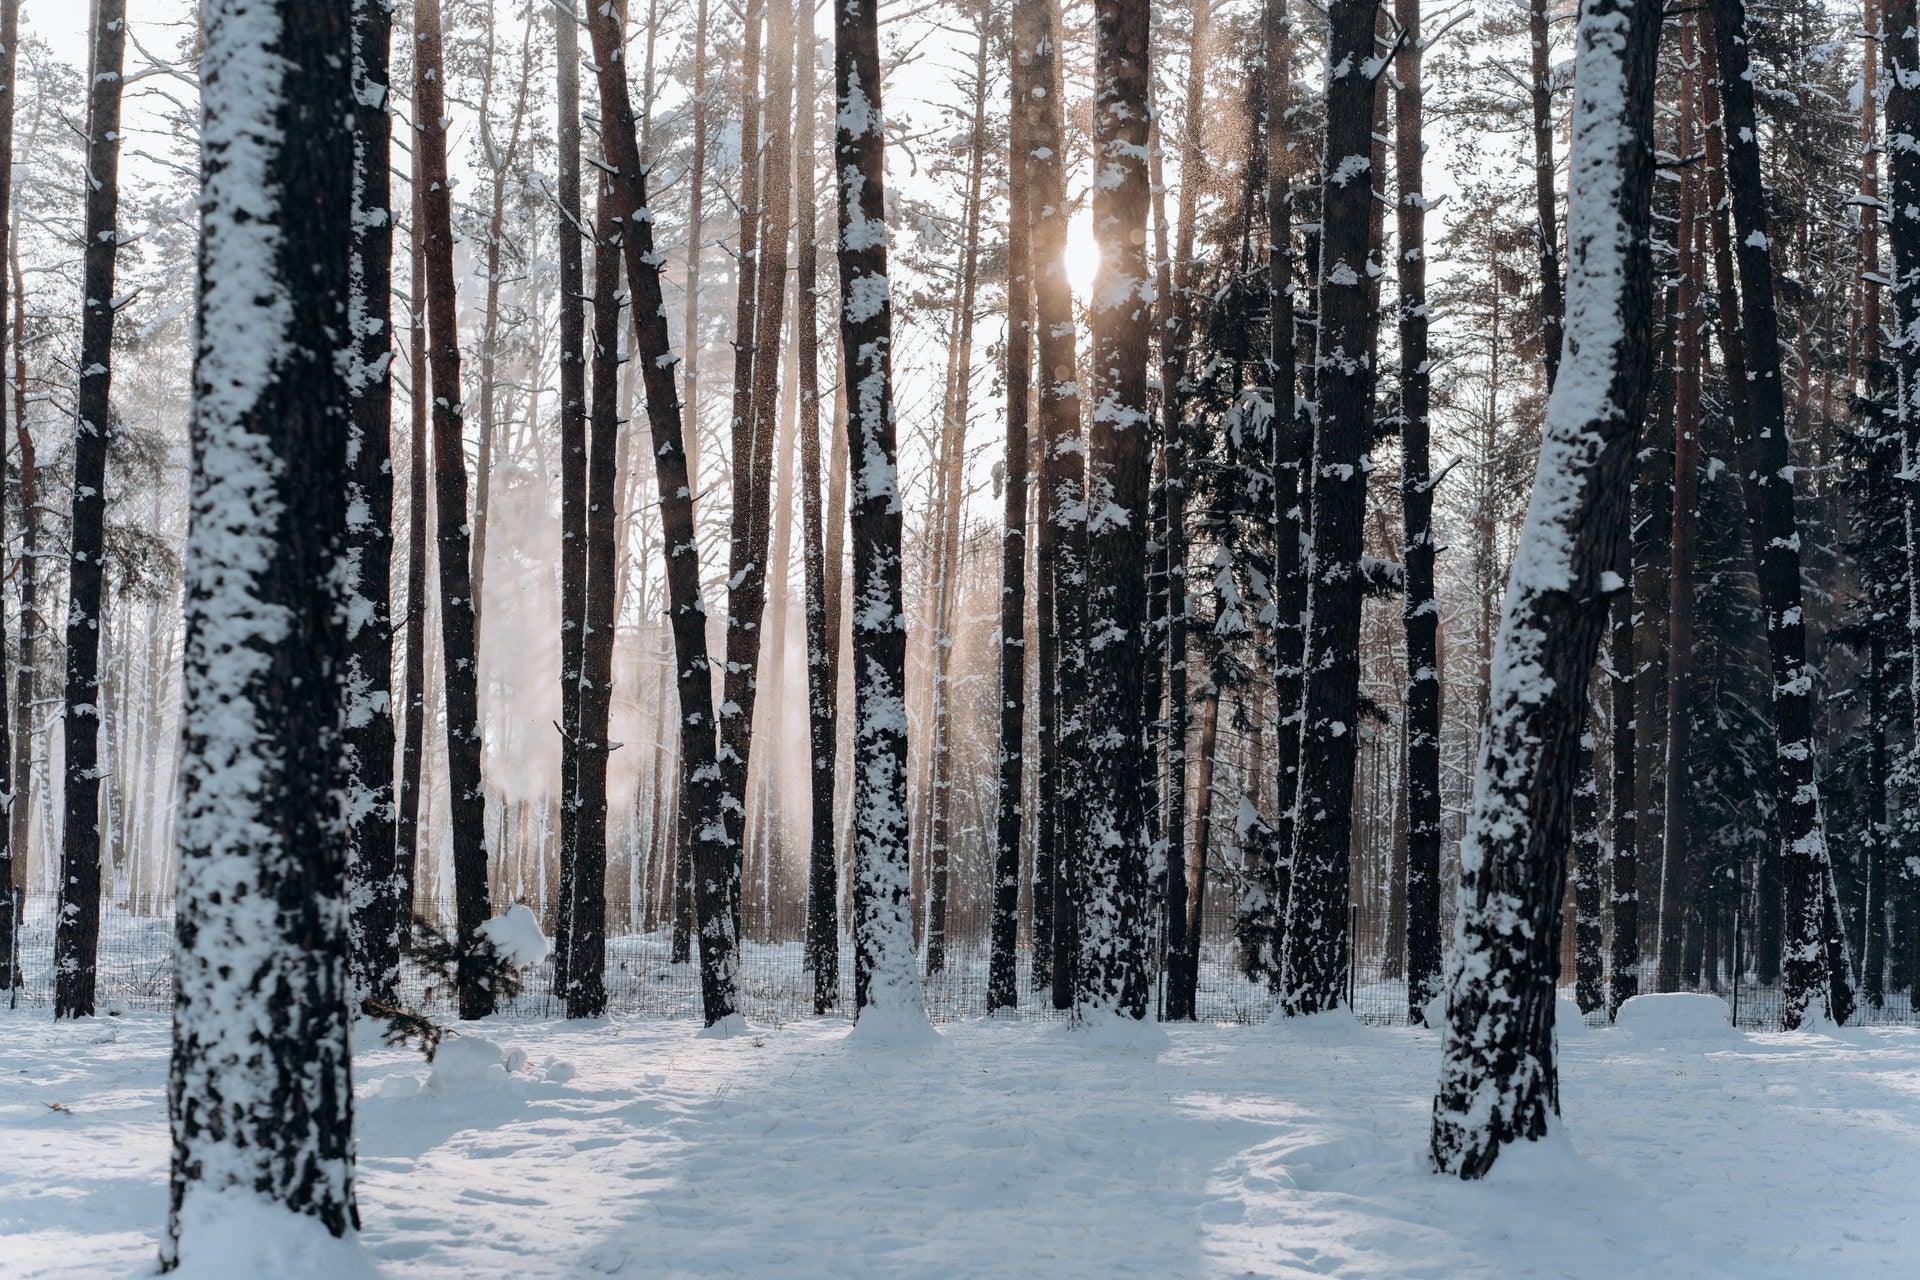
[166,0,359,1260]
[1709,0,1855,1028]
[1078,0,1155,1021]
[554,0,588,996]
[0,0,19,993]
[1431,0,1662,1178]
[834,0,927,1026]
[1278,0,1387,1017]
[415,0,496,1019]
[1395,0,1442,1021]
[345,0,400,1006]
[586,0,742,1024]
[53,0,127,1020]
[991,0,1034,1014]
[396,142,430,941]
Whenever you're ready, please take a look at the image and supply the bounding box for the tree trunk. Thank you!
[9,246,35,924]
[1025,0,1084,1010]
[396,144,430,947]
[794,12,840,1013]
[1528,0,1564,388]
[1709,0,1855,1028]
[1077,0,1155,1022]
[681,0,711,492]
[833,0,926,1025]
[54,0,126,1020]
[1394,0,1441,1021]
[1431,0,1661,1177]
[1659,21,1706,993]
[992,0,1035,1014]
[416,0,496,1019]
[586,0,741,1023]
[1608,523,1640,1019]
[554,0,590,1007]
[167,0,359,1257]
[0,0,18,991]
[345,0,399,1005]
[568,146,623,1018]
[1278,0,1384,1017]
[1572,732,1606,1013]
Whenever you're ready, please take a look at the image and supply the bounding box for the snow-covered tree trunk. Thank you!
[1709,0,1855,1029]
[991,0,1034,1015]
[345,0,399,1006]
[395,161,429,943]
[1278,0,1386,1018]
[585,0,742,1025]
[415,0,496,1020]
[794,13,841,1015]
[1886,0,1920,995]
[833,0,926,1026]
[554,0,588,998]
[166,0,359,1260]
[680,0,711,487]
[1430,0,1661,1178]
[1078,0,1155,1022]
[54,0,126,1020]
[568,148,623,1019]
[1023,0,1085,1010]
[1528,0,1563,389]
[0,0,18,993]
[1572,733,1606,1013]
[1393,0,1441,1022]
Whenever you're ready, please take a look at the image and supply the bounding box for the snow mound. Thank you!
[429,1035,525,1091]
[1557,995,1588,1037]
[845,1002,941,1050]
[476,903,550,968]
[1073,1009,1170,1054]
[1265,1004,1369,1043]
[1615,993,1738,1042]
[170,1190,382,1279]
[696,1012,751,1040]
[1420,990,1446,1030]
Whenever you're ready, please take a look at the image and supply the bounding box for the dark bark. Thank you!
[991,0,1033,1014]
[555,0,587,996]
[9,247,35,936]
[0,0,18,992]
[1079,0,1154,1021]
[586,0,741,1023]
[794,13,840,1013]
[1572,733,1606,1013]
[166,0,359,1258]
[416,0,496,1018]
[1394,0,1441,1021]
[835,0,925,1020]
[1279,0,1383,1017]
[54,0,126,1020]
[1528,0,1563,388]
[1608,532,1639,1019]
[1431,0,1661,1177]
[1025,0,1084,1010]
[568,154,623,1019]
[346,0,400,1006]
[1709,0,1855,1028]
[396,149,429,945]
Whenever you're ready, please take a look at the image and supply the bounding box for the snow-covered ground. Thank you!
[4,1006,1916,1277]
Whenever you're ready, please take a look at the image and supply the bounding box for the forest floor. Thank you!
[3,1002,1917,1278]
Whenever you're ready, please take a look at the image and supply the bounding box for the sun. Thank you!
[1064,210,1100,301]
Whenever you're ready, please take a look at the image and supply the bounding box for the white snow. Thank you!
[1615,993,1740,1042]
[475,903,551,969]
[6,1012,1918,1277]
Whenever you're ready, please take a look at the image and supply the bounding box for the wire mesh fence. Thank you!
[6,891,1915,1030]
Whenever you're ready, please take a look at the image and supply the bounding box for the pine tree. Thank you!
[53,0,126,1020]
[1279,0,1388,1018]
[166,0,359,1260]
[0,0,19,994]
[834,0,927,1026]
[345,0,400,1007]
[585,0,743,1024]
[1078,0,1155,1022]
[1431,0,1662,1178]
[555,0,588,996]
[415,0,497,1020]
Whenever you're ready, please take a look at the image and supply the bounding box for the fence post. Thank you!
[1347,903,1357,1012]
[1731,900,1742,1029]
